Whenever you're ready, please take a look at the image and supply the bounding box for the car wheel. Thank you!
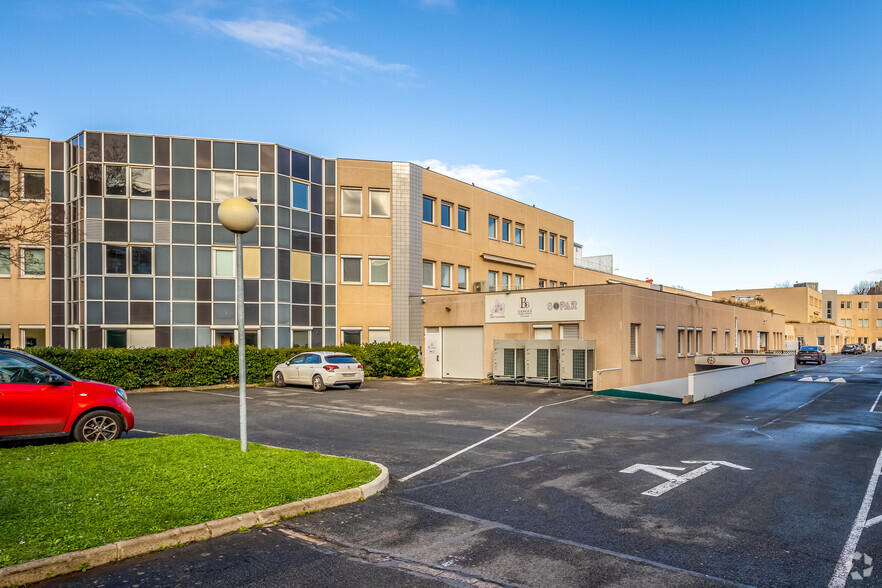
[349,383,361,389]
[312,374,326,391]
[73,410,123,442]
[274,371,286,387]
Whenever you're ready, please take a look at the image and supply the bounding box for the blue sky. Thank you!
[6,0,881,295]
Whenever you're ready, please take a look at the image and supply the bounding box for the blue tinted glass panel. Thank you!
[291,181,308,210]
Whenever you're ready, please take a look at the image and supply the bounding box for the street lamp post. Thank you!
[218,197,258,452]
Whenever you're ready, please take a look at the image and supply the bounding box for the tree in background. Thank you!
[0,106,50,269]
[774,281,792,288]
[850,280,875,295]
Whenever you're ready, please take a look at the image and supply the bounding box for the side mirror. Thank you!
[47,373,65,385]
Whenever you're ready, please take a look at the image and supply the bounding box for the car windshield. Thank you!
[326,355,358,364]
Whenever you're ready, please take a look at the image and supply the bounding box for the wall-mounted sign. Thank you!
[485,289,585,323]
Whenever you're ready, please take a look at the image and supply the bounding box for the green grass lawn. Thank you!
[0,434,379,568]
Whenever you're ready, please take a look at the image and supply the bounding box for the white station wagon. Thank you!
[273,351,364,391]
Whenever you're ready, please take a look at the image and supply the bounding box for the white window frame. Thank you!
[422,196,435,224]
[213,171,235,202]
[341,255,363,284]
[0,245,10,277]
[368,256,390,285]
[488,270,498,291]
[440,262,452,290]
[501,272,511,291]
[20,246,46,278]
[515,223,523,246]
[457,206,469,232]
[695,328,702,354]
[656,326,665,359]
[488,215,498,239]
[21,169,46,201]
[341,327,363,345]
[369,188,391,218]
[341,187,362,217]
[538,230,546,251]
[457,265,469,290]
[213,248,235,277]
[677,327,685,356]
[515,274,524,290]
[440,201,453,228]
[502,219,511,242]
[630,323,640,360]
[423,260,435,288]
[368,327,391,343]
[549,233,556,254]
[559,236,566,256]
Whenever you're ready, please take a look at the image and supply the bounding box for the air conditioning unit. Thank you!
[474,281,488,292]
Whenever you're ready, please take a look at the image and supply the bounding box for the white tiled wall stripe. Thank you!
[391,162,422,348]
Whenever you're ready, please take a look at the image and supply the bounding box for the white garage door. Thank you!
[442,326,484,379]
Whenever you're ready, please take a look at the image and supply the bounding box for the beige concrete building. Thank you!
[422,283,785,386]
[0,137,52,348]
[833,289,882,350]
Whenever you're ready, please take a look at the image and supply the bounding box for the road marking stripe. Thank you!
[865,515,882,529]
[399,394,593,482]
[871,389,882,413]
[828,445,882,588]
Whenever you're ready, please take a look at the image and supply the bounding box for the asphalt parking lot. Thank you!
[37,353,882,587]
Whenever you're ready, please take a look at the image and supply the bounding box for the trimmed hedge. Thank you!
[26,342,423,390]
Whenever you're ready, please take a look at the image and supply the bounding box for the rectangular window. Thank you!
[818,336,825,346]
[21,247,45,277]
[105,165,127,196]
[695,329,702,354]
[457,266,468,290]
[502,273,511,290]
[213,171,234,201]
[440,263,452,289]
[488,215,498,239]
[711,329,717,353]
[369,257,390,285]
[131,246,152,275]
[560,282,567,287]
[559,237,566,256]
[656,326,665,358]
[106,245,127,274]
[550,280,557,287]
[369,189,390,217]
[488,270,498,291]
[840,319,845,327]
[368,327,390,344]
[678,327,685,356]
[423,260,435,288]
[515,274,524,290]
[457,206,469,232]
[22,170,45,200]
[214,249,234,277]
[341,188,362,216]
[342,328,362,345]
[549,233,556,253]
[630,324,640,359]
[236,174,258,200]
[847,319,852,327]
[341,256,362,283]
[441,202,452,228]
[687,328,694,355]
[878,302,882,310]
[538,279,546,288]
[0,168,9,199]
[422,196,434,223]
[538,230,546,251]
[514,223,523,245]
[0,245,10,276]
[131,167,152,197]
[725,330,730,352]
[877,319,882,327]
[502,219,511,242]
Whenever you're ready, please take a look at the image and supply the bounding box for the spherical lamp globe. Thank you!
[218,198,258,234]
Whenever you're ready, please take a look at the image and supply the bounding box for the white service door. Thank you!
[425,329,441,379]
[441,327,484,379]
[534,327,553,340]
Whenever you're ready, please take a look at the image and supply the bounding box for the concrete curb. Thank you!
[0,462,388,587]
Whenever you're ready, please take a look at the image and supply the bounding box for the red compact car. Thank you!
[0,349,134,442]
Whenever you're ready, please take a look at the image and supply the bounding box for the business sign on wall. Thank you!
[485,290,586,323]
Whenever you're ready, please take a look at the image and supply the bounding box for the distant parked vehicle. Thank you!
[273,351,364,391]
[796,346,827,365]
[842,344,859,355]
[857,343,867,353]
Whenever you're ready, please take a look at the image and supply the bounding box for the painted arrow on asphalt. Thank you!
[621,460,752,497]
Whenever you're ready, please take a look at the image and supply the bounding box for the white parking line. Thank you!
[870,389,882,413]
[828,445,882,588]
[399,394,594,482]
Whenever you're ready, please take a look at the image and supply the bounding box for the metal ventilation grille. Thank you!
[537,349,549,378]
[154,221,171,244]
[504,348,515,376]
[572,349,586,380]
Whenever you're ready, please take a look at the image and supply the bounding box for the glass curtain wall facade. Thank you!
[54,132,337,349]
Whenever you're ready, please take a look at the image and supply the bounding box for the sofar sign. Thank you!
[485,289,586,323]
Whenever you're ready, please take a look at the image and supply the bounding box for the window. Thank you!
[687,328,694,355]
[369,257,390,285]
[341,329,362,345]
[106,245,127,274]
[502,273,511,290]
[560,282,567,287]
[847,319,852,327]
[630,324,640,359]
[107,329,127,349]
[440,202,452,228]
[0,246,9,277]
[341,188,362,216]
[678,327,685,356]
[695,329,702,354]
[132,167,152,197]
[515,223,523,245]
[440,263,452,289]
[502,219,511,242]
[457,206,469,232]
[457,266,468,290]
[538,230,546,251]
[711,329,717,353]
[0,168,9,199]
[106,165,127,196]
[131,247,152,275]
[368,327,390,343]
[369,189,390,217]
[423,196,434,223]
[488,215,498,239]
[878,302,882,310]
[237,174,258,200]
[214,249,234,277]
[515,274,524,290]
[818,336,825,346]
[549,233,556,253]
[550,280,557,287]
[22,170,45,200]
[213,171,234,201]
[291,180,309,209]
[877,319,882,327]
[488,270,498,291]
[656,326,665,358]
[21,247,45,277]
[725,330,730,352]
[538,279,546,288]
[840,319,845,327]
[422,260,435,288]
[559,237,566,256]
[341,256,362,283]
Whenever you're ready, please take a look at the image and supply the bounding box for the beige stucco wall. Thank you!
[712,286,824,323]
[0,137,52,348]
[424,283,785,388]
[835,293,882,347]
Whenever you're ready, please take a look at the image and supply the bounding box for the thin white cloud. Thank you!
[205,18,409,72]
[419,0,456,9]
[414,159,542,198]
